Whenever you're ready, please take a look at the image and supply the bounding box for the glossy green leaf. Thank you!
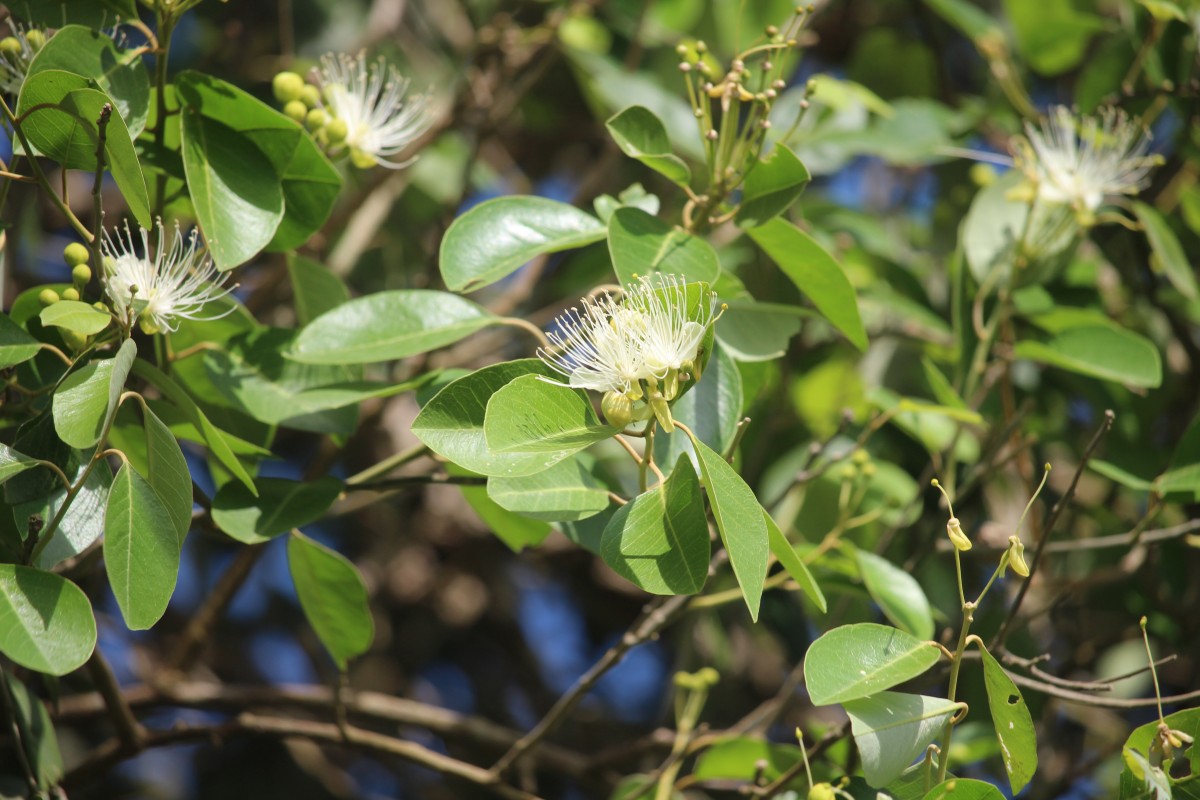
[484,374,617,461]
[1122,707,1200,778]
[0,444,40,486]
[978,645,1037,794]
[130,359,256,494]
[488,456,610,522]
[765,512,826,613]
[288,254,350,326]
[104,461,181,630]
[141,403,192,545]
[921,779,1007,799]
[5,414,72,506]
[267,131,342,251]
[605,105,691,186]
[600,455,710,595]
[288,532,373,670]
[691,738,802,783]
[654,342,743,470]
[459,478,554,553]
[16,70,150,227]
[857,549,935,640]
[212,477,344,544]
[607,208,720,286]
[715,299,805,362]
[25,24,150,138]
[440,196,606,292]
[804,623,940,705]
[0,565,95,676]
[737,144,811,228]
[5,672,64,790]
[24,458,112,570]
[844,691,960,787]
[52,340,135,450]
[1014,325,1162,388]
[0,313,41,369]
[39,300,111,336]
[288,290,496,365]
[680,429,768,621]
[747,218,868,351]
[1121,748,1173,800]
[1134,200,1198,301]
[177,71,301,269]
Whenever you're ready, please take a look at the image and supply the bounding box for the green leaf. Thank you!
[715,299,805,362]
[679,429,768,621]
[1122,707,1200,777]
[0,444,41,486]
[488,456,610,522]
[288,531,373,670]
[963,172,1076,286]
[1014,325,1162,388]
[691,738,802,783]
[459,476,554,552]
[25,25,150,138]
[130,359,257,494]
[1122,748,1173,800]
[922,0,1004,41]
[737,144,811,228]
[600,455,710,595]
[440,196,606,292]
[605,105,691,187]
[266,131,342,251]
[288,290,497,365]
[747,218,868,351]
[39,300,111,335]
[1004,0,1107,76]
[16,0,137,27]
[921,779,1007,799]
[23,457,112,570]
[857,549,935,640]
[413,360,563,477]
[0,565,95,675]
[16,70,150,227]
[0,313,41,369]
[1134,200,1198,301]
[176,71,301,270]
[212,477,344,544]
[765,512,826,612]
[5,673,63,790]
[5,414,71,506]
[978,645,1037,794]
[141,403,192,546]
[104,462,181,630]
[654,342,743,470]
[804,623,940,705]
[921,357,969,411]
[288,254,350,326]
[52,340,135,450]
[607,208,720,286]
[843,691,960,787]
[484,374,617,462]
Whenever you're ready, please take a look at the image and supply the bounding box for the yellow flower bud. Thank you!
[809,784,837,800]
[1006,535,1030,577]
[37,288,60,307]
[300,84,322,109]
[601,391,633,429]
[63,242,90,267]
[283,100,308,122]
[305,108,328,131]
[272,71,305,103]
[0,37,21,57]
[947,517,972,552]
[60,287,80,302]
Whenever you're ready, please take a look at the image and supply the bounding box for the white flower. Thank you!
[102,220,235,333]
[0,24,46,96]
[539,293,648,395]
[626,274,716,380]
[1022,106,1156,212]
[316,52,431,169]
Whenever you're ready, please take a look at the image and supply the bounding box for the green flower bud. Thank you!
[648,392,675,433]
[138,315,161,336]
[325,117,349,144]
[299,84,322,109]
[0,37,21,57]
[272,71,305,104]
[23,29,45,52]
[63,241,90,267]
[60,329,88,351]
[60,287,80,302]
[305,108,327,131]
[72,264,92,287]
[809,785,837,800]
[947,517,972,552]
[37,288,60,307]
[349,146,377,169]
[282,100,308,122]
[601,390,633,429]
[93,301,109,313]
[1006,535,1029,577]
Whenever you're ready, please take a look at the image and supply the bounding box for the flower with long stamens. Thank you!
[1020,106,1156,214]
[315,52,431,169]
[0,23,47,96]
[626,273,718,392]
[102,220,235,334]
[539,294,649,396]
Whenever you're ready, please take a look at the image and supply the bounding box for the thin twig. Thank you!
[86,650,144,750]
[164,545,265,672]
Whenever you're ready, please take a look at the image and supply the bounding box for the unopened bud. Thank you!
[0,37,21,57]
[809,784,837,800]
[1006,535,1029,577]
[60,329,88,351]
[63,242,90,267]
[23,29,45,52]
[947,518,972,551]
[601,390,634,429]
[325,118,349,144]
[72,264,92,287]
[305,108,327,131]
[283,100,308,122]
[272,71,305,103]
[37,288,60,307]
[60,287,80,302]
[300,84,322,109]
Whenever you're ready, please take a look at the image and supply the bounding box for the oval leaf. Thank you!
[488,456,610,522]
[440,196,606,292]
[608,207,720,286]
[104,462,181,630]
[0,566,95,676]
[736,144,811,228]
[0,313,43,369]
[844,691,960,787]
[212,476,344,544]
[39,300,112,336]
[921,779,1007,799]
[1013,325,1162,388]
[288,532,373,670]
[605,105,692,186]
[289,290,496,365]
[765,511,826,613]
[978,645,1037,794]
[857,549,935,640]
[484,374,617,464]
[142,403,192,545]
[804,622,940,705]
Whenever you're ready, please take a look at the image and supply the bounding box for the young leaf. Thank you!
[440,196,606,292]
[141,403,192,545]
[746,218,868,351]
[857,549,936,640]
[288,532,373,670]
[764,512,826,613]
[1013,325,1162,388]
[600,455,710,595]
[605,105,692,186]
[607,208,720,286]
[212,477,344,544]
[736,144,811,228]
[484,375,617,463]
[978,645,1037,794]
[288,290,496,365]
[804,623,940,705]
[843,691,960,787]
[0,565,96,675]
[488,456,611,522]
[104,461,182,630]
[679,429,768,621]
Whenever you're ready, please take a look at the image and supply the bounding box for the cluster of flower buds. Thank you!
[37,242,105,350]
[273,69,347,144]
[0,23,48,96]
[672,667,719,692]
[933,464,1048,579]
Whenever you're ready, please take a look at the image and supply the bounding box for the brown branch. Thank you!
[1008,667,1200,709]
[86,650,144,751]
[165,544,265,673]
